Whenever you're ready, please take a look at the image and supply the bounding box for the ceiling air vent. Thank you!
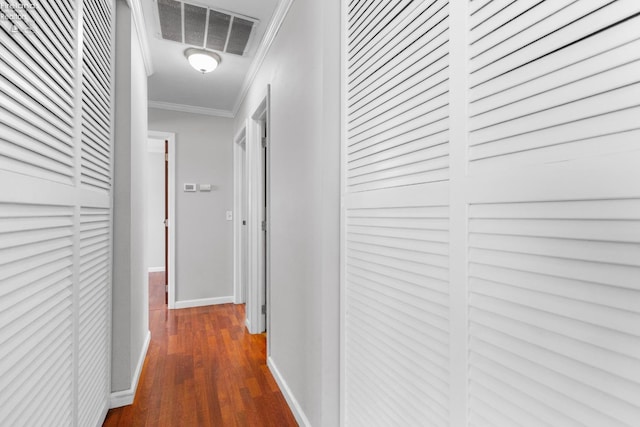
[156,0,258,56]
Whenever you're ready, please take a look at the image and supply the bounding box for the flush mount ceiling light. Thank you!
[184,48,221,73]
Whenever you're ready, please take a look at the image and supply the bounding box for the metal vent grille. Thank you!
[157,0,257,56]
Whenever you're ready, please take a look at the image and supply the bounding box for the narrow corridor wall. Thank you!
[233,0,341,425]
[112,0,150,398]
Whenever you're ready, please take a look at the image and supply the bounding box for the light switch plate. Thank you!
[184,183,196,192]
[200,184,212,192]
[226,211,233,221]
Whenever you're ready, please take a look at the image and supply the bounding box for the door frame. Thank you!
[233,122,248,304]
[148,130,176,309]
[245,86,271,336]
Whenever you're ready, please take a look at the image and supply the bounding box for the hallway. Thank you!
[103,273,297,426]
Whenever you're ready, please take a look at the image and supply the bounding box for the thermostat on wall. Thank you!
[184,183,196,192]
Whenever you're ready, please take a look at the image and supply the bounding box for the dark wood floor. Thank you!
[103,272,298,426]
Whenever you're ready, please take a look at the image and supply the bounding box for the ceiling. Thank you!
[140,0,281,115]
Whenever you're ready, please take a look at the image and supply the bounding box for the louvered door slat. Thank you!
[81,0,113,192]
[1,6,74,81]
[349,1,409,52]
[22,4,75,70]
[471,0,625,67]
[40,2,75,46]
[82,31,109,71]
[78,205,112,427]
[470,16,640,99]
[469,0,493,16]
[469,5,640,171]
[82,91,111,134]
[470,1,640,86]
[349,0,441,77]
[470,39,640,117]
[84,4,110,47]
[0,203,74,426]
[471,0,573,59]
[81,136,110,164]
[0,22,73,96]
[2,88,74,143]
[470,63,640,134]
[0,9,75,184]
[0,28,73,104]
[83,53,110,95]
[349,25,448,109]
[0,51,73,116]
[0,73,73,130]
[468,199,640,426]
[82,104,110,142]
[469,0,539,37]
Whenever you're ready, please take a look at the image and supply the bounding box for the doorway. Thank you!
[147,130,176,308]
[239,86,270,336]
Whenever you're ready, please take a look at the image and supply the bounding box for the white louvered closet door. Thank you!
[342,1,640,426]
[343,0,452,425]
[0,1,115,426]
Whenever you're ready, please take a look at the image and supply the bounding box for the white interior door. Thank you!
[260,119,268,332]
[342,1,640,426]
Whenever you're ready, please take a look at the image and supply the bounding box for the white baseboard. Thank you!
[109,330,151,408]
[174,296,234,309]
[267,357,312,427]
[148,266,165,273]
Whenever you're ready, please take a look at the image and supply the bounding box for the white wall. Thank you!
[233,0,341,425]
[130,20,150,392]
[148,109,234,305]
[112,0,150,396]
[146,142,165,270]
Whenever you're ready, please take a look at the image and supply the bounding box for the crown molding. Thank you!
[232,0,295,116]
[127,0,154,76]
[149,100,235,118]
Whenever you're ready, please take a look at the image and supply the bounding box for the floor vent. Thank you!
[157,0,257,56]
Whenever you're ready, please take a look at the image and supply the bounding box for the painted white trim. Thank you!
[148,266,165,273]
[149,101,235,118]
[245,89,270,335]
[232,0,295,115]
[267,357,311,427]
[174,296,234,309]
[109,330,151,408]
[148,131,176,309]
[127,0,154,76]
[233,122,249,305]
[147,138,164,153]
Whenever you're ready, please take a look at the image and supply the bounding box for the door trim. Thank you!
[245,85,271,339]
[148,130,176,309]
[233,122,248,304]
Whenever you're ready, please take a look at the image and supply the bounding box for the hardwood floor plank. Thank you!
[103,273,297,426]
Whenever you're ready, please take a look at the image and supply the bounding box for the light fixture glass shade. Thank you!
[184,49,221,73]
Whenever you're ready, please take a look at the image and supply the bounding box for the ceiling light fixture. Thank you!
[184,48,221,73]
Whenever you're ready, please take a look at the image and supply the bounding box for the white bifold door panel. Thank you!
[0,1,115,426]
[342,1,640,426]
